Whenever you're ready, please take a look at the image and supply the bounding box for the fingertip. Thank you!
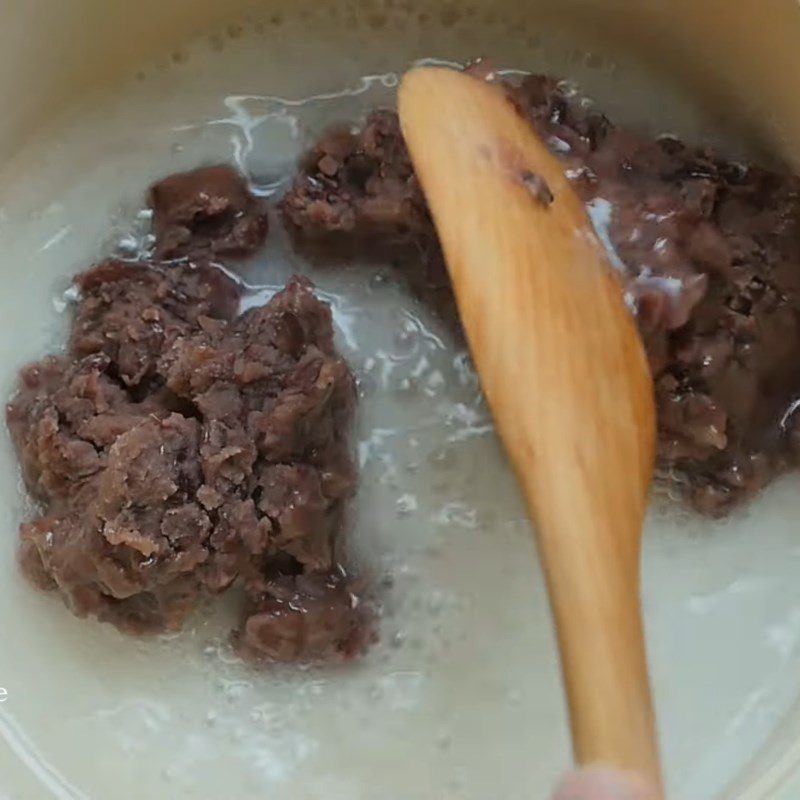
[553,767,660,800]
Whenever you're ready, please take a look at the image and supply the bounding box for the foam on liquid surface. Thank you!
[0,7,799,799]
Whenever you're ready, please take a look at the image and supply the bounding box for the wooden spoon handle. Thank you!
[398,67,661,791]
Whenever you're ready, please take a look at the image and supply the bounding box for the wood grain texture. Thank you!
[398,67,662,793]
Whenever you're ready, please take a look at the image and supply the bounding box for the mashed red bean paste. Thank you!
[282,71,800,516]
[7,166,366,661]
[8,71,800,659]
[149,164,269,261]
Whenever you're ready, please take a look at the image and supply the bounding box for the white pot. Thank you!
[0,2,798,798]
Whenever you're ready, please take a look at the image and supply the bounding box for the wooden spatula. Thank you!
[398,67,662,792]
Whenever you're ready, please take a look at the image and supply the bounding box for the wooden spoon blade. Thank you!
[399,66,661,792]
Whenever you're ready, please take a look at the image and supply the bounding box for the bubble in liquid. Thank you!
[435,501,479,530]
[425,369,445,395]
[171,50,188,65]
[427,590,446,615]
[393,320,419,355]
[357,372,378,400]
[227,23,244,39]
[507,688,523,705]
[430,445,457,470]
[367,268,392,292]
[381,473,400,491]
[162,766,177,782]
[396,493,418,516]
[270,13,284,26]
[222,679,252,702]
[585,51,605,69]
[395,376,419,396]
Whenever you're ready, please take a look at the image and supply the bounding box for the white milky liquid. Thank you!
[0,6,799,800]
